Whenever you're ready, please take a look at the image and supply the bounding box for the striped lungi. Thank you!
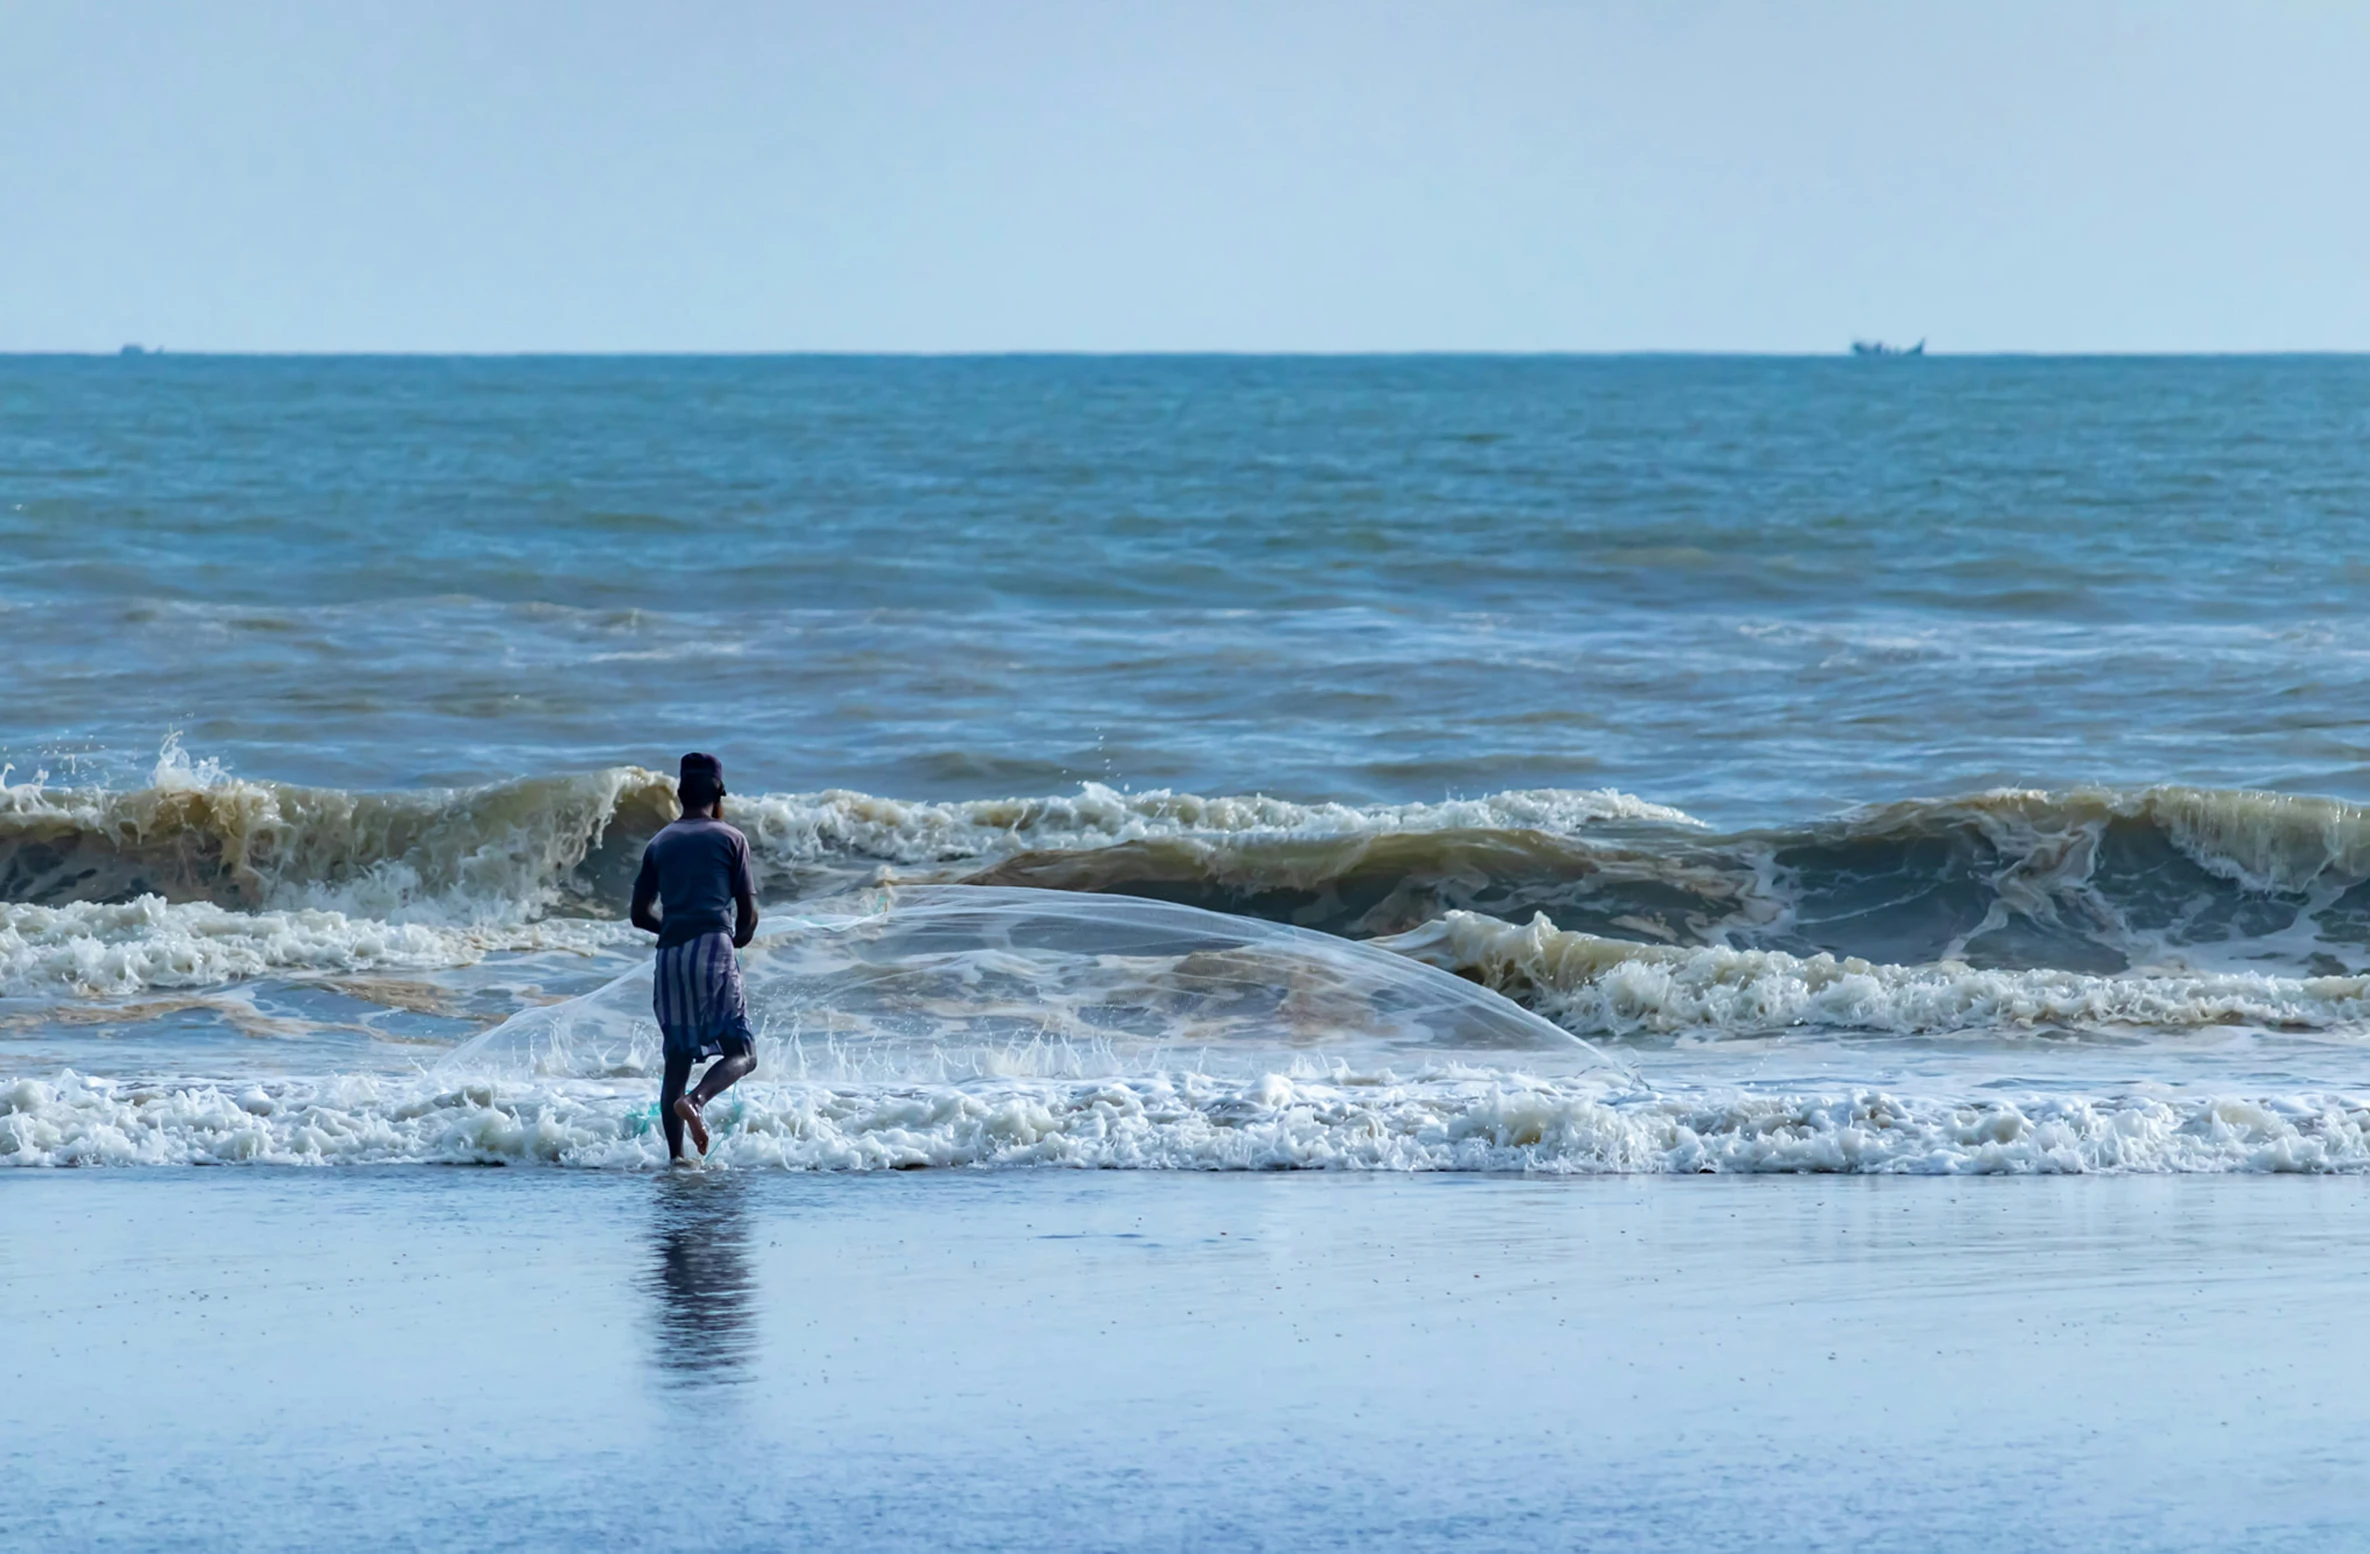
[653,931,753,1061]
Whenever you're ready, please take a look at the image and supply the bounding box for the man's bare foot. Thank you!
[673,1096,710,1155]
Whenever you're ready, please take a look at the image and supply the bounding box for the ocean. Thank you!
[8,354,2370,1172]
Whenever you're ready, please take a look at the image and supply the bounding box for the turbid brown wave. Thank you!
[963,828,1756,943]
[11,771,2370,977]
[973,786,2370,976]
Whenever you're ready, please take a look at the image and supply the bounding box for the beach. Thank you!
[7,1169,2367,1551]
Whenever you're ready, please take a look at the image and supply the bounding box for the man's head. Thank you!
[678,752,726,813]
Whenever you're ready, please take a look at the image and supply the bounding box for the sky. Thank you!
[4,1,2368,353]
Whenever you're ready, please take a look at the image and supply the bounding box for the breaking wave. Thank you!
[0,743,674,921]
[12,1070,2370,1174]
[0,897,634,998]
[0,742,1690,925]
[13,745,2370,1038]
[1382,911,2370,1039]
[975,785,2370,974]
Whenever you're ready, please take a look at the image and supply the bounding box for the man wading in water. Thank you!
[631,753,760,1162]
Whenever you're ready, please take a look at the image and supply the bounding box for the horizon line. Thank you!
[11,347,2370,361]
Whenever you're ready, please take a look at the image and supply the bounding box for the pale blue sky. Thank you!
[5,1,2367,352]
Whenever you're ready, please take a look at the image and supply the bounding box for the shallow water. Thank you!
[6,1170,2367,1551]
[8,355,2370,1171]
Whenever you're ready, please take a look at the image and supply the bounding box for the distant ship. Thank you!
[1851,339,1925,357]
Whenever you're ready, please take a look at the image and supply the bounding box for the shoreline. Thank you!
[7,1170,2366,1550]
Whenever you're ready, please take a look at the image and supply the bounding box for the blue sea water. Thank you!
[8,354,2370,1171]
[10,353,2370,806]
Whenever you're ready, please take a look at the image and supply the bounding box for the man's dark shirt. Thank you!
[634,817,757,948]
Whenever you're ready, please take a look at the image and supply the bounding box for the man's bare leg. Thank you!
[671,1092,710,1156]
[659,1050,697,1161]
[672,1048,755,1158]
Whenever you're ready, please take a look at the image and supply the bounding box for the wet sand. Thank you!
[5,1171,2368,1551]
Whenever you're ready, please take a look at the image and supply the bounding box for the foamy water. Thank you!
[14,747,2370,1172]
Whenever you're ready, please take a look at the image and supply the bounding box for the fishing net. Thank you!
[441,885,1617,1082]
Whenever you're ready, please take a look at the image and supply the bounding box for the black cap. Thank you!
[679,752,725,795]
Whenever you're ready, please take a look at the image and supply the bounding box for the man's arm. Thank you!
[630,849,662,936]
[731,835,759,948]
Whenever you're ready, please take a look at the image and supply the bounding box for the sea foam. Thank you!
[11,1069,2369,1174]
[0,897,633,996]
[1382,910,2370,1037]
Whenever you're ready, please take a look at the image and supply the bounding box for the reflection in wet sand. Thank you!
[641,1173,759,1389]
